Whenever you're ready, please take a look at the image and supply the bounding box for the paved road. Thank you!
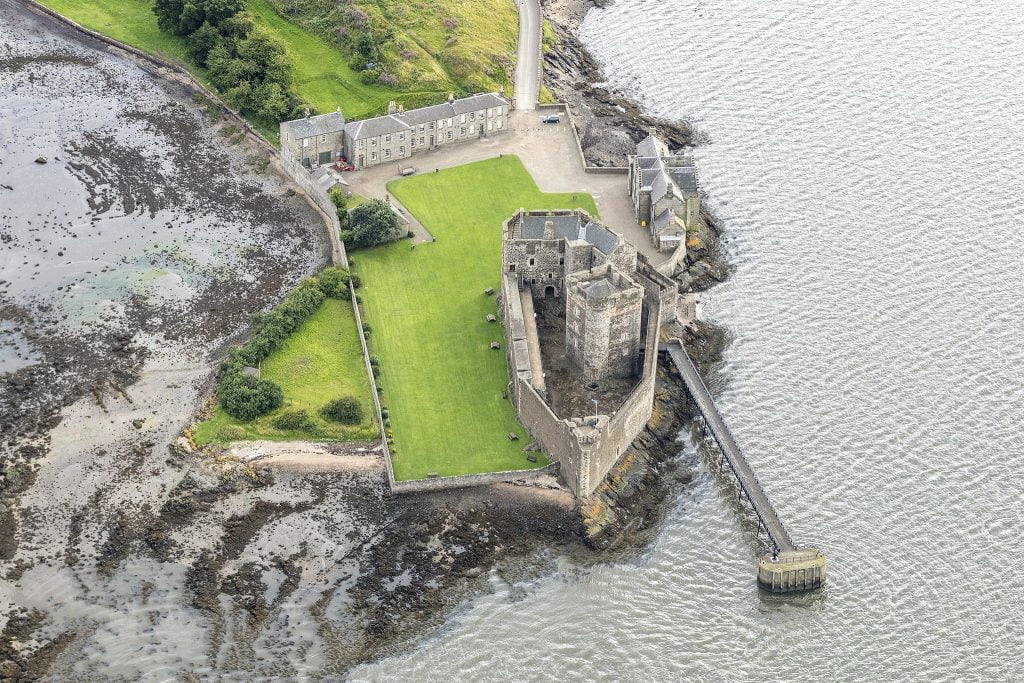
[514,0,541,110]
[664,341,796,553]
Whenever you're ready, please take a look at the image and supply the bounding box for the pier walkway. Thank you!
[662,339,826,592]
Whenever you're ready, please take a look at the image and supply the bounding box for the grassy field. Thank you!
[194,298,377,444]
[354,156,597,480]
[38,0,402,132]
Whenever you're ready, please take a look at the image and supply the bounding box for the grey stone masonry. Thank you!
[565,265,643,381]
[342,93,509,170]
[628,130,700,252]
[280,109,346,170]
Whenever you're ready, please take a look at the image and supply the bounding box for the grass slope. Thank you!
[38,0,400,131]
[194,298,376,444]
[355,156,597,480]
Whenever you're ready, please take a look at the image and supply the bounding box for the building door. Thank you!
[479,123,485,137]
[544,285,556,299]
[358,155,364,168]
[429,135,434,147]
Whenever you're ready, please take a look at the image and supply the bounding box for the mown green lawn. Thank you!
[194,298,377,444]
[38,0,400,135]
[354,156,598,480]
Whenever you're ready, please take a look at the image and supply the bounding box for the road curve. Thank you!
[514,0,541,110]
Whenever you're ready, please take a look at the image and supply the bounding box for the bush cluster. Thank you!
[219,373,283,421]
[153,0,307,122]
[270,408,315,431]
[320,396,364,425]
[217,268,353,421]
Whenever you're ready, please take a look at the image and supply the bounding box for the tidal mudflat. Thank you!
[0,4,585,678]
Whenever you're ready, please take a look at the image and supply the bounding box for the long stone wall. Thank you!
[501,263,665,496]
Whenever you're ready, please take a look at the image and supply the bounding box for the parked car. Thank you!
[399,166,417,176]
[541,114,561,124]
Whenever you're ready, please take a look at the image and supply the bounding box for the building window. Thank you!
[419,136,424,145]
[371,152,377,161]
[419,124,425,132]
[428,122,435,130]
[384,149,391,159]
[469,111,475,121]
[447,118,453,127]
[319,134,326,143]
[460,114,466,124]
[548,273,553,279]
[529,258,535,266]
[559,256,564,265]
[371,138,377,146]
[446,131,453,140]
[398,132,405,140]
[496,119,502,130]
[488,121,493,131]
[399,146,405,155]
[509,264,516,272]
[302,138,309,147]
[384,135,391,144]
[460,127,466,136]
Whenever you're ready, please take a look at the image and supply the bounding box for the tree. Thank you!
[219,374,283,421]
[347,199,402,249]
[153,0,187,34]
[185,21,222,65]
[321,396,363,425]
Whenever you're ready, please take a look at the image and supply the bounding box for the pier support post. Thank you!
[757,549,826,593]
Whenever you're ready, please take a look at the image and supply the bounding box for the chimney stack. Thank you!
[543,220,555,240]
[447,92,455,103]
[387,100,398,115]
[398,103,405,113]
[303,107,311,119]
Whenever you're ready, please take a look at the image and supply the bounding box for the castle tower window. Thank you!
[529,258,535,266]
[509,264,516,272]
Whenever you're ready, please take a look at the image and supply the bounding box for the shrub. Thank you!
[321,396,363,424]
[219,374,283,420]
[347,199,402,249]
[271,409,315,431]
[318,266,351,298]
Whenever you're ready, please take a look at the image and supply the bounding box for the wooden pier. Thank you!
[662,339,826,593]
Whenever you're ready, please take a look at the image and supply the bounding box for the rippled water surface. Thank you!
[357,0,1024,679]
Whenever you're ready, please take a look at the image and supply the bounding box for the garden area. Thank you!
[193,270,376,444]
[353,156,598,480]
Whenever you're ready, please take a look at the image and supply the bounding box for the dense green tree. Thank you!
[185,21,221,65]
[347,199,403,249]
[153,0,187,34]
[317,266,352,299]
[219,374,283,421]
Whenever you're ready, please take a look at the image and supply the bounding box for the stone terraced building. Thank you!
[279,93,509,171]
[628,131,700,252]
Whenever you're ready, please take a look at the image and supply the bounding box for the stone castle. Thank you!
[500,209,678,496]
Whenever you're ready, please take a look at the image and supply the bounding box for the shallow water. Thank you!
[355,0,1024,679]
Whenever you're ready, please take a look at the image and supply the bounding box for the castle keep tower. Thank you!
[565,265,643,380]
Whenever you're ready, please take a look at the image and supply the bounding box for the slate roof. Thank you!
[344,114,410,141]
[583,221,618,255]
[344,92,509,140]
[516,212,622,255]
[634,133,698,203]
[520,214,581,240]
[281,111,346,139]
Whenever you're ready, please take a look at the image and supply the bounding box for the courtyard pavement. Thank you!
[343,112,668,264]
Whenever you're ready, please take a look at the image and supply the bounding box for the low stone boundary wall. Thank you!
[390,462,559,494]
[537,103,629,175]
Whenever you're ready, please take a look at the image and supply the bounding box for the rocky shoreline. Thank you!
[542,0,706,167]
